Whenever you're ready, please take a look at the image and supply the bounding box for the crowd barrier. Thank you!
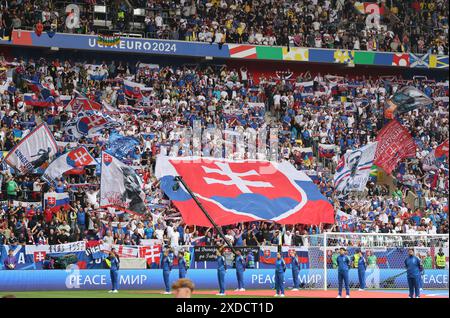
[1,30,448,70]
[0,269,447,291]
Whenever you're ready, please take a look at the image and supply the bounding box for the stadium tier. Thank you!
[0,0,448,54]
[0,0,448,301]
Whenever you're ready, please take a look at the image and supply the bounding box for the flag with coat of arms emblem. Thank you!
[64,111,121,139]
[260,245,309,267]
[44,192,70,213]
[42,146,96,184]
[139,245,161,265]
[155,156,334,226]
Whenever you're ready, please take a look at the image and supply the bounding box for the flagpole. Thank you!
[174,176,237,255]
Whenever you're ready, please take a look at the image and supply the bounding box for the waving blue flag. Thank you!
[106,132,140,160]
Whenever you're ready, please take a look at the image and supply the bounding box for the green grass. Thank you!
[0,290,277,298]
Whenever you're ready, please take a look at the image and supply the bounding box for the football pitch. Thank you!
[0,290,275,298]
[0,289,447,298]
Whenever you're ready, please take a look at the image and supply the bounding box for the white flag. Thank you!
[4,123,57,173]
[100,152,147,214]
[334,142,378,193]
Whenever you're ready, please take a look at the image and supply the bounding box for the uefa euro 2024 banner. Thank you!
[0,269,447,291]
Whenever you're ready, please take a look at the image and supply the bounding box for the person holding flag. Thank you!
[274,252,286,297]
[290,249,300,291]
[178,251,188,279]
[336,247,351,298]
[216,247,227,296]
[234,250,246,291]
[106,248,120,293]
[161,248,173,294]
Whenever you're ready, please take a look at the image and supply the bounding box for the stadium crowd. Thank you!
[0,52,448,251]
[0,0,448,54]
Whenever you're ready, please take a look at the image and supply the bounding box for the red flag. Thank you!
[374,120,416,174]
[33,251,47,263]
[65,97,102,112]
[139,245,161,265]
[435,139,449,159]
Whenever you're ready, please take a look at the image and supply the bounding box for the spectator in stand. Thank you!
[3,249,17,270]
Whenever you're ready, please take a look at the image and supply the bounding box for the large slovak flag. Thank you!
[155,156,334,226]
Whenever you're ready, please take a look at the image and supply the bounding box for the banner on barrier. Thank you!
[0,269,447,291]
[193,246,260,262]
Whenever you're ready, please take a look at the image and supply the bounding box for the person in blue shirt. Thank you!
[405,248,422,298]
[160,248,173,294]
[290,250,300,291]
[354,249,367,291]
[336,247,351,298]
[234,250,246,291]
[246,251,255,269]
[178,251,188,279]
[274,252,286,297]
[106,248,120,293]
[216,247,227,296]
[77,208,86,233]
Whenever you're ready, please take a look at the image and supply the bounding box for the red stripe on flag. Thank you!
[229,45,255,54]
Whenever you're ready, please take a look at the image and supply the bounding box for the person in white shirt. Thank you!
[103,230,114,245]
[224,229,235,245]
[273,93,281,114]
[214,29,224,44]
[379,211,389,224]
[86,189,99,209]
[155,226,165,242]
[155,14,163,28]
[170,229,180,247]
[283,230,293,246]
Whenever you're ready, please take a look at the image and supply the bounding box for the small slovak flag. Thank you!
[139,245,161,265]
[34,251,47,262]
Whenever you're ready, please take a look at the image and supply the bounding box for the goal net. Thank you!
[305,233,449,290]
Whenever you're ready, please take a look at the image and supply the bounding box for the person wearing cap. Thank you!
[405,248,422,298]
[336,247,351,298]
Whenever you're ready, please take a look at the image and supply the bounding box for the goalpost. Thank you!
[319,233,449,291]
